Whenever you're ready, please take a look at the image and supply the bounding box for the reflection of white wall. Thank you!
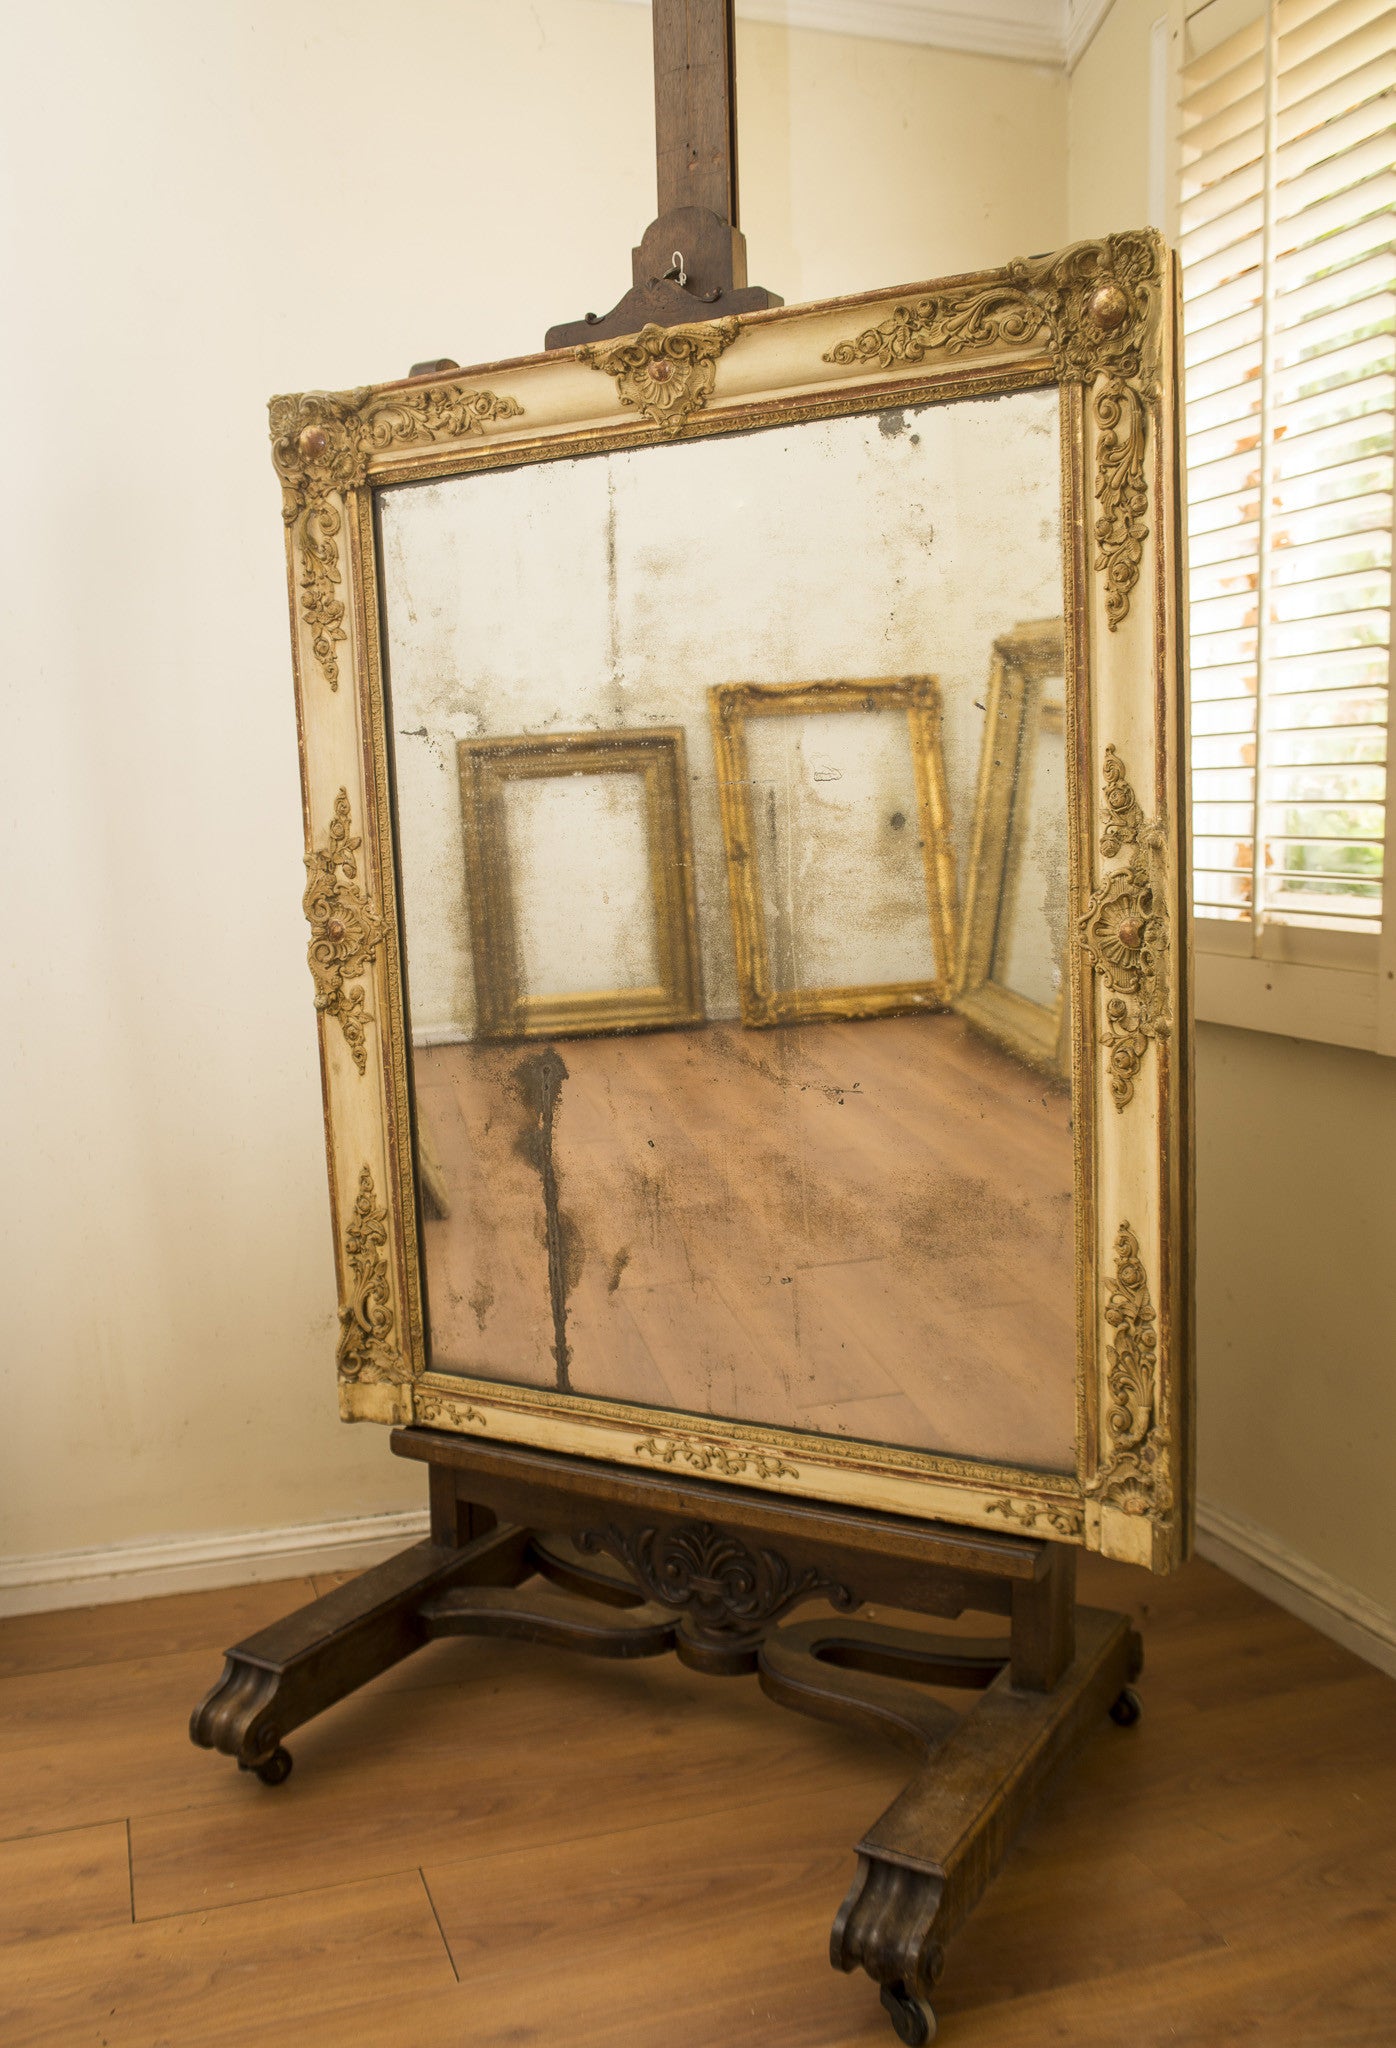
[382,390,1064,1039]
[507,774,659,999]
[993,698,1068,1010]
[744,707,939,991]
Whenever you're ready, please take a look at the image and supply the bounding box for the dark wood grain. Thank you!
[544,0,779,346]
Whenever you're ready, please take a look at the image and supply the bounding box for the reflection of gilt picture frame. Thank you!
[957,620,1070,1077]
[709,677,958,1026]
[457,728,704,1040]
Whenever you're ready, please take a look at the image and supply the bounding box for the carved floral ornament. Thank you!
[303,788,385,1075]
[823,232,1160,628]
[270,384,525,689]
[578,318,741,434]
[415,1391,487,1431]
[1089,1221,1169,1519]
[336,1165,409,1386]
[985,1498,1084,1538]
[634,1432,798,1481]
[1079,745,1170,1110]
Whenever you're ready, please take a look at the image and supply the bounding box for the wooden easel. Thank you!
[192,11,1142,2039]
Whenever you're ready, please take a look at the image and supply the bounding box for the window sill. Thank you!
[1192,905,1396,1055]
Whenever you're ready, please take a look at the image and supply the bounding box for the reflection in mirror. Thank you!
[956,621,1071,1078]
[382,389,1078,1473]
[710,678,957,1025]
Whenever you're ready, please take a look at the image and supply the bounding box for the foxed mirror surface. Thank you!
[380,387,1078,1474]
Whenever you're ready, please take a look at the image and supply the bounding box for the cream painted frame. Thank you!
[709,676,959,1028]
[275,230,1193,1572]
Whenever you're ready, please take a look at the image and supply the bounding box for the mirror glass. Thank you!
[381,387,1077,1472]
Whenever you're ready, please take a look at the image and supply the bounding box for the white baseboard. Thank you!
[0,1508,431,1619]
[5,1494,1392,1679]
[1196,1499,1396,1682]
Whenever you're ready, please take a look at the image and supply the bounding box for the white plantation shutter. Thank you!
[1181,0,1395,942]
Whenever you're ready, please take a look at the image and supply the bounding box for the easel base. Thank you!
[190,1432,1142,2043]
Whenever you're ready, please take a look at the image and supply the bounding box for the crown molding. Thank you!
[1065,0,1116,69]
[604,0,1101,69]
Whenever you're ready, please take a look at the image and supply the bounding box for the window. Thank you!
[1179,0,1396,1048]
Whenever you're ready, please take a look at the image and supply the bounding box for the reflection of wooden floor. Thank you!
[414,1013,1076,1472]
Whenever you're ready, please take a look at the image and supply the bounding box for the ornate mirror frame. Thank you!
[278,230,1192,1573]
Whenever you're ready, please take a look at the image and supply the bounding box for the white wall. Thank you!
[1071,0,1396,1650]
[0,0,1067,1583]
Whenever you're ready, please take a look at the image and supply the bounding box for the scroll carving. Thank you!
[336,1165,409,1385]
[822,232,1159,627]
[270,383,524,687]
[1079,745,1170,1110]
[578,318,741,434]
[303,788,385,1074]
[575,1520,858,1640]
[415,1391,487,1430]
[634,1433,798,1481]
[1089,1222,1169,1518]
[985,1498,1085,1538]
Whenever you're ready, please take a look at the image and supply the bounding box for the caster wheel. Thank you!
[1109,1686,1142,1728]
[241,1745,293,1786]
[880,1981,936,2045]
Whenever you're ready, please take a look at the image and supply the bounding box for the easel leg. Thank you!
[824,1608,1141,2042]
[189,1519,531,1782]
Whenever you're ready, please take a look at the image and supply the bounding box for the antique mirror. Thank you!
[282,232,1191,1572]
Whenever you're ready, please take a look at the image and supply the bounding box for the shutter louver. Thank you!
[1181,0,1394,935]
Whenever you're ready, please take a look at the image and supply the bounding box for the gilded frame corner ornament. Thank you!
[270,383,525,688]
[303,788,386,1075]
[823,231,1160,629]
[578,317,741,434]
[1079,745,1170,1110]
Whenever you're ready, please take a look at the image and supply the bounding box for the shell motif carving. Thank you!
[303,788,385,1075]
[823,232,1160,628]
[270,383,524,688]
[578,318,741,435]
[575,1520,858,1640]
[1079,746,1170,1110]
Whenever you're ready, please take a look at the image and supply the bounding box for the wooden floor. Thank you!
[1,1550,1394,2046]
[416,1012,1077,1471]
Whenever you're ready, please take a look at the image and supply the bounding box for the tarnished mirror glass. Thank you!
[381,388,1077,1473]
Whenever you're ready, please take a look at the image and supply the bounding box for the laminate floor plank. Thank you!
[3,1553,1393,2044]
[0,1577,320,1682]
[132,1645,904,1920]
[0,1871,453,2048]
[0,1822,132,1949]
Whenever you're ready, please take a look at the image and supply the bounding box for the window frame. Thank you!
[1168,0,1396,1052]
